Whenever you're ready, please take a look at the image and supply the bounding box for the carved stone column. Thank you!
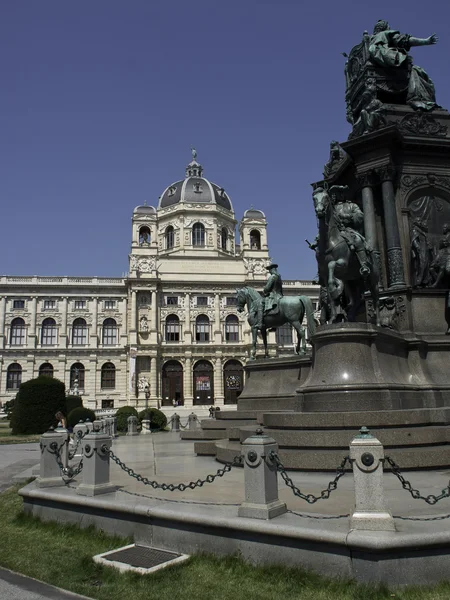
[0,297,5,349]
[130,290,137,332]
[213,355,224,406]
[377,166,406,288]
[149,356,158,407]
[150,291,158,345]
[214,293,222,343]
[357,171,382,287]
[184,293,191,344]
[29,297,37,348]
[184,354,193,408]
[60,297,68,348]
[91,297,98,348]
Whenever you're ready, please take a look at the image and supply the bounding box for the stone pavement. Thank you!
[0,566,94,600]
[0,443,40,493]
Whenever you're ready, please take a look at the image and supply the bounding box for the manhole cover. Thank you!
[93,544,190,574]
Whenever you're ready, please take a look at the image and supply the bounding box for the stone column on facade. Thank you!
[150,290,158,345]
[60,297,68,349]
[57,355,66,388]
[0,297,6,349]
[89,354,98,410]
[29,297,38,349]
[214,293,222,344]
[377,166,406,288]
[91,297,98,349]
[130,290,137,346]
[184,354,193,408]
[149,355,159,407]
[358,171,382,288]
[184,292,192,344]
[213,354,224,406]
[120,297,128,345]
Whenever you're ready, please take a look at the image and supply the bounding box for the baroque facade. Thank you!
[0,155,318,410]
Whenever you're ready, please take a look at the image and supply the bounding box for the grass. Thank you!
[0,422,40,445]
[2,484,450,600]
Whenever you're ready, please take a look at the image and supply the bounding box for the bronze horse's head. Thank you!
[313,186,330,220]
[236,288,246,313]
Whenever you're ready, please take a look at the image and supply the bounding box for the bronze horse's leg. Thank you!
[260,327,269,358]
[291,320,305,355]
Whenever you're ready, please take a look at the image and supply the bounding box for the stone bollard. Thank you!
[85,419,93,433]
[350,426,395,531]
[36,428,68,488]
[171,413,180,432]
[188,412,200,430]
[76,423,116,497]
[112,417,118,437]
[126,415,139,436]
[72,422,87,457]
[238,429,287,519]
[141,418,151,435]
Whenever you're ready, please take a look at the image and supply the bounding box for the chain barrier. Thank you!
[68,430,88,460]
[48,441,83,480]
[385,456,450,505]
[270,451,351,504]
[102,444,242,491]
[118,488,241,506]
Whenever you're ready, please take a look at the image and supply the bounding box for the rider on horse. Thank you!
[330,185,371,277]
[255,263,284,330]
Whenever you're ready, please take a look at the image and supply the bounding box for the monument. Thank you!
[193,20,450,470]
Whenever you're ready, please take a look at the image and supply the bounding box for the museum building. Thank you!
[0,154,319,410]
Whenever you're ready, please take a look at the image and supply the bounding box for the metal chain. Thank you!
[68,430,87,460]
[270,451,350,504]
[385,456,450,505]
[102,445,243,491]
[49,441,83,480]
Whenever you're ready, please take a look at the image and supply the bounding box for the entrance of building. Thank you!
[193,360,214,405]
[223,360,243,404]
[161,360,184,407]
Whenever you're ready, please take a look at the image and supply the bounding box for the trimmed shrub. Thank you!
[65,395,83,416]
[67,407,96,428]
[116,406,139,432]
[138,408,168,431]
[11,376,66,435]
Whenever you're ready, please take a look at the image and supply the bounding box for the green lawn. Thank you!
[0,422,40,444]
[2,485,450,599]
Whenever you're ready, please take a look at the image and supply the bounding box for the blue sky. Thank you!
[1,0,448,280]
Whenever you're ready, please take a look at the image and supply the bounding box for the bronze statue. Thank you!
[410,219,434,287]
[254,263,283,330]
[431,223,450,288]
[313,185,380,325]
[369,20,438,111]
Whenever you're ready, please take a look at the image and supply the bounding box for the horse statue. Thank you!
[236,286,316,359]
[312,185,380,326]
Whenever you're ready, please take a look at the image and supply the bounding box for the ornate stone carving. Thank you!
[137,376,149,392]
[399,113,447,137]
[323,141,348,180]
[139,316,149,332]
[132,257,156,273]
[367,295,406,330]
[243,258,269,276]
[387,247,405,287]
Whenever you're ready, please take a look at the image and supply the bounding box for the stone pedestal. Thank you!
[238,430,286,520]
[141,419,151,434]
[350,428,395,531]
[76,432,116,497]
[36,429,67,488]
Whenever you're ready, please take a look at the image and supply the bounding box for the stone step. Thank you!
[180,429,228,441]
[238,425,450,448]
[200,419,258,430]
[262,407,450,429]
[193,441,218,456]
[215,440,243,465]
[229,424,259,441]
[215,410,259,421]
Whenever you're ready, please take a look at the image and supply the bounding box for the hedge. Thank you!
[67,407,96,428]
[116,406,139,432]
[11,376,66,435]
[138,408,168,431]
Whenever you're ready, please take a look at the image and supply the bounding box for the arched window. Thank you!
[193,360,214,405]
[166,226,174,250]
[139,226,151,245]
[102,318,117,345]
[165,315,180,342]
[41,318,57,345]
[192,222,205,247]
[7,363,22,390]
[70,362,85,390]
[39,362,54,377]
[195,314,210,342]
[276,323,293,346]
[72,318,87,346]
[221,227,228,251]
[250,229,261,249]
[225,314,239,342]
[101,362,116,389]
[223,360,244,405]
[162,360,184,406]
[10,318,26,346]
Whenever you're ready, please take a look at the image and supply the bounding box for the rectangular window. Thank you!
[13,300,25,309]
[102,399,114,409]
[104,300,116,310]
[276,323,293,346]
[75,300,86,310]
[166,296,178,306]
[10,324,26,346]
[41,325,57,345]
[196,296,208,306]
[166,321,180,342]
[226,297,237,306]
[102,326,117,345]
[72,326,87,346]
[43,300,56,310]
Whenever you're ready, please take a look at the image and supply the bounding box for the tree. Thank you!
[11,376,66,435]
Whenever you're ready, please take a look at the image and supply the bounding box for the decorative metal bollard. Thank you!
[126,415,139,436]
[350,426,395,531]
[188,412,200,430]
[76,423,116,497]
[36,427,68,488]
[238,429,287,519]
[171,413,180,432]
